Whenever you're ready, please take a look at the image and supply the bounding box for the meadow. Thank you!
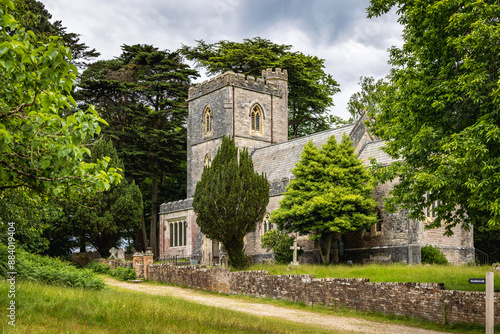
[246,263,500,291]
[0,280,335,334]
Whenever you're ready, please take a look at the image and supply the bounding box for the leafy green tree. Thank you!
[0,0,121,198]
[193,136,269,269]
[11,0,99,66]
[181,37,341,137]
[271,134,377,263]
[260,230,301,264]
[77,44,198,256]
[347,76,387,122]
[367,0,500,232]
[72,140,143,256]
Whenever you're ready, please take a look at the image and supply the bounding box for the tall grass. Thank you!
[248,263,500,291]
[0,243,104,290]
[0,280,335,334]
[86,261,136,281]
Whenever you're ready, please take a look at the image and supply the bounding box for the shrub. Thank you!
[421,245,449,265]
[109,266,136,281]
[86,261,136,281]
[86,261,111,274]
[261,230,302,264]
[0,243,104,289]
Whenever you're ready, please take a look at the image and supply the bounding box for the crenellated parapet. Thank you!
[188,68,288,101]
[159,198,193,214]
[262,68,288,81]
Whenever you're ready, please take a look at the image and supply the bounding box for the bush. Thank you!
[86,261,111,274]
[421,245,449,265]
[86,261,136,281]
[0,243,104,290]
[261,230,302,264]
[109,266,136,281]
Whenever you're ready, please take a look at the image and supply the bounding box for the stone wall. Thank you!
[97,259,133,269]
[144,263,499,326]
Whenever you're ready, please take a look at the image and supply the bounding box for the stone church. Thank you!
[158,68,474,265]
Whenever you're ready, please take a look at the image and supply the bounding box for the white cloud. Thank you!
[41,0,403,121]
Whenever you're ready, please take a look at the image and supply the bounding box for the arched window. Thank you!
[203,106,212,136]
[262,213,272,234]
[204,153,211,167]
[250,105,263,133]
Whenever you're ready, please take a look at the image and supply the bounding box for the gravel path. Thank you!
[103,277,451,334]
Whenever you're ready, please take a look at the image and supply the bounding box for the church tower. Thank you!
[186,68,288,197]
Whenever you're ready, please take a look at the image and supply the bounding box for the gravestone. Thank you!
[117,248,125,260]
[108,247,118,259]
[290,239,301,266]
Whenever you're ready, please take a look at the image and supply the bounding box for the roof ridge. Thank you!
[357,139,385,158]
[251,123,355,156]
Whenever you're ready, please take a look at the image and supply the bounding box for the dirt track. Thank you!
[103,277,452,334]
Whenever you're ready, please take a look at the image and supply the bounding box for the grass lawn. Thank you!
[246,263,500,291]
[0,280,336,334]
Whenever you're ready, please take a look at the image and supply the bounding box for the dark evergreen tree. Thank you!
[76,44,198,256]
[271,134,377,263]
[72,140,143,256]
[193,136,269,269]
[181,37,341,137]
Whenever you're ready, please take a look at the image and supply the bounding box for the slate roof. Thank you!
[357,140,398,166]
[251,124,355,182]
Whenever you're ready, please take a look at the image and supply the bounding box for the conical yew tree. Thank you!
[193,136,269,269]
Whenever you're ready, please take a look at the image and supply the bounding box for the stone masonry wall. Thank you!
[97,259,133,269]
[144,264,499,326]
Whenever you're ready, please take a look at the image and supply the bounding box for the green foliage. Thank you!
[72,139,143,256]
[181,37,341,137]
[0,281,333,334]
[421,245,449,265]
[260,230,301,264]
[0,0,122,199]
[0,190,64,253]
[250,263,500,292]
[10,0,99,66]
[77,44,198,255]
[0,243,104,289]
[193,136,269,269]
[367,0,500,232]
[85,261,110,274]
[272,134,377,263]
[347,76,387,122]
[109,266,136,281]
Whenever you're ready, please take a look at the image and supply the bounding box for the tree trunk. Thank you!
[150,165,159,258]
[79,234,86,253]
[225,238,248,269]
[317,233,334,263]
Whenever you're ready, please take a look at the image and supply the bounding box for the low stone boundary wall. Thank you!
[97,259,133,270]
[145,263,499,326]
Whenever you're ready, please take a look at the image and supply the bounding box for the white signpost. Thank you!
[470,272,495,334]
[485,272,494,334]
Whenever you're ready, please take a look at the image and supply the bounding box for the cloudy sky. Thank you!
[42,0,403,120]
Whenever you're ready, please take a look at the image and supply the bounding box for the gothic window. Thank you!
[261,213,273,234]
[425,192,441,218]
[169,221,187,247]
[365,209,383,237]
[203,106,212,136]
[204,153,211,167]
[375,209,383,234]
[250,104,263,134]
